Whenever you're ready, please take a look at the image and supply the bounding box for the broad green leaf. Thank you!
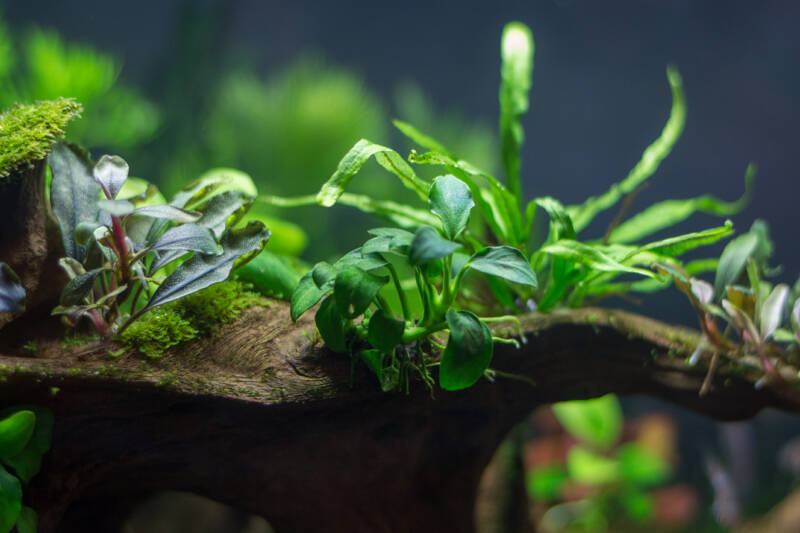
[466,246,538,287]
[428,174,474,240]
[363,228,414,255]
[132,204,201,224]
[149,224,221,255]
[569,67,686,232]
[525,466,568,501]
[315,295,347,353]
[616,443,670,486]
[0,406,52,485]
[499,21,534,202]
[392,119,453,156]
[566,445,620,485]
[97,198,134,216]
[540,240,655,278]
[93,154,128,199]
[334,248,387,272]
[608,164,755,243]
[117,177,166,206]
[59,267,107,306]
[0,263,25,313]
[14,506,37,533]
[0,411,35,461]
[440,309,493,391]
[714,231,759,297]
[0,464,21,533]
[359,349,385,381]
[195,191,251,238]
[316,139,429,207]
[48,143,101,261]
[145,222,269,311]
[760,283,789,341]
[368,309,405,354]
[334,266,388,318]
[528,196,576,240]
[552,394,622,450]
[311,262,336,290]
[234,250,301,300]
[290,271,328,321]
[408,226,460,265]
[621,490,654,523]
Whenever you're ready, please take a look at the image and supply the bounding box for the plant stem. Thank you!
[402,322,447,344]
[386,261,410,323]
[488,369,537,388]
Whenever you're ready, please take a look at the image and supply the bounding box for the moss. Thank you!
[118,281,262,359]
[61,334,100,349]
[0,98,82,181]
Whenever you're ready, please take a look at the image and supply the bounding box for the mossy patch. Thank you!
[119,281,263,359]
[0,98,82,182]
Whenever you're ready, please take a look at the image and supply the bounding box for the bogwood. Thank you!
[1,303,799,532]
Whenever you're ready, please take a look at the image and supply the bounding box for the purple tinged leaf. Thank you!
[149,224,221,255]
[97,199,135,216]
[93,155,129,199]
[132,205,201,224]
[760,284,789,341]
[690,278,714,305]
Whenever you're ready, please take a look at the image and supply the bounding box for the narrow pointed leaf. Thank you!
[467,246,537,287]
[59,267,107,306]
[146,222,268,310]
[714,231,759,297]
[0,263,25,313]
[408,226,460,265]
[440,309,493,391]
[334,266,388,318]
[368,309,405,354]
[316,139,429,207]
[315,295,347,353]
[48,143,101,261]
[392,119,453,156]
[93,154,129,199]
[149,224,221,255]
[429,174,474,239]
[540,240,656,278]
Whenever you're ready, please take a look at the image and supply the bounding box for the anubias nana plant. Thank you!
[263,21,751,393]
[47,143,269,336]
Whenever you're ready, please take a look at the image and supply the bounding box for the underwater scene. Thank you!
[0,1,799,531]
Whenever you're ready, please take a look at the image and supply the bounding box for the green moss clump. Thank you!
[119,281,262,358]
[0,98,82,181]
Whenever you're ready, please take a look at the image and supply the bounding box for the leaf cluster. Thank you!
[0,406,53,533]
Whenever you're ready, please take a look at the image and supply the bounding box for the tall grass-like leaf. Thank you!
[608,164,755,243]
[429,175,474,239]
[316,139,429,207]
[714,231,759,297]
[440,309,493,391]
[499,21,534,203]
[392,119,453,157]
[145,222,268,311]
[568,67,686,232]
[626,223,733,260]
[466,246,538,287]
[540,240,656,278]
[0,263,25,313]
[48,143,100,261]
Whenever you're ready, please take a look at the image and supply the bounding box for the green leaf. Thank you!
[365,228,415,254]
[466,246,538,287]
[428,175,474,240]
[634,222,734,258]
[525,466,568,501]
[359,349,385,380]
[367,309,405,354]
[621,490,654,523]
[392,119,453,156]
[97,198,134,216]
[608,164,755,243]
[234,250,301,300]
[499,21,534,202]
[440,309,493,391]
[0,464,21,533]
[333,266,387,319]
[48,142,101,261]
[566,445,620,485]
[59,267,107,306]
[617,443,670,486]
[0,263,25,313]
[760,283,789,341]
[93,154,128,199]
[145,222,269,311]
[315,295,347,353]
[290,271,329,321]
[148,224,221,255]
[0,411,35,461]
[169,168,258,210]
[528,196,576,240]
[540,240,656,278]
[15,506,37,533]
[132,204,201,224]
[316,139,429,207]
[408,226,460,266]
[714,231,759,297]
[552,394,622,450]
[569,67,686,232]
[334,248,388,273]
[0,406,53,483]
[195,191,252,238]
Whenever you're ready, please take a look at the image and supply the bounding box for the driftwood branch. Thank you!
[1,303,799,532]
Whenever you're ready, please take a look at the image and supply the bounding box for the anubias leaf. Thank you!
[48,142,100,261]
[291,271,328,322]
[552,394,622,450]
[0,263,25,313]
[315,295,348,353]
[440,309,493,391]
[145,222,269,311]
[333,266,388,319]
[466,246,537,287]
[429,174,474,240]
[0,411,35,461]
[14,506,37,533]
[0,406,53,483]
[408,226,460,266]
[93,154,129,199]
[368,309,405,354]
[235,250,301,300]
[0,464,22,533]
